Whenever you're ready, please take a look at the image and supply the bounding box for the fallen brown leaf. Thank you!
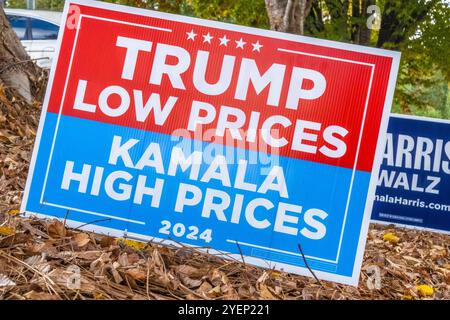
[47,220,66,239]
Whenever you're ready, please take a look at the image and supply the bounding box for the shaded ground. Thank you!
[0,81,449,300]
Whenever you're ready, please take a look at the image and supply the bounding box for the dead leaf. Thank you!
[176,264,204,278]
[206,285,222,298]
[24,291,60,300]
[100,235,115,247]
[0,232,31,248]
[126,268,147,282]
[209,268,229,286]
[259,284,278,300]
[71,250,103,261]
[196,281,213,295]
[127,252,140,265]
[20,220,49,238]
[180,275,202,288]
[73,232,90,247]
[47,220,66,238]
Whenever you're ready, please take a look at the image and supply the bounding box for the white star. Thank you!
[235,38,246,49]
[202,32,214,44]
[251,40,263,52]
[186,29,197,41]
[219,35,230,46]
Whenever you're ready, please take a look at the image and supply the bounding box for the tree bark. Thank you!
[0,7,41,103]
[351,0,361,43]
[360,0,374,45]
[265,0,289,31]
[282,0,295,32]
[351,0,374,46]
[265,0,312,34]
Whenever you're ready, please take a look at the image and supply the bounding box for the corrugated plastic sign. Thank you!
[21,0,400,285]
[372,114,450,234]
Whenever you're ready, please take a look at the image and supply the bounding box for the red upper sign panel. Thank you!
[47,2,398,172]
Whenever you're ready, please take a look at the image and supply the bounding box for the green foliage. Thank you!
[392,1,450,119]
[6,0,64,10]
[394,64,449,118]
[35,0,65,11]
[187,0,268,27]
[415,1,450,81]
[5,0,27,9]
[100,0,186,12]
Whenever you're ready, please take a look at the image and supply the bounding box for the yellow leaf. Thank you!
[402,294,413,300]
[416,284,434,297]
[93,292,103,300]
[0,226,15,236]
[271,271,282,279]
[117,238,147,250]
[383,232,400,244]
[8,209,20,216]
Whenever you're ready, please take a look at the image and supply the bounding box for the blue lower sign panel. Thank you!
[372,114,450,234]
[24,112,372,284]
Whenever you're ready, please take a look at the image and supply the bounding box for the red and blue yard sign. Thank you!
[22,0,400,285]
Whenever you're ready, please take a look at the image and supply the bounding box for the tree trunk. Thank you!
[351,0,374,46]
[265,0,312,34]
[0,7,41,103]
[265,0,289,31]
[295,0,309,35]
[359,0,374,45]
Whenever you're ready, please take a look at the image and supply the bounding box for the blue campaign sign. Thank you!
[21,0,400,285]
[372,114,450,234]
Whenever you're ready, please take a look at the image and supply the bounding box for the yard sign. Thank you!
[22,0,400,285]
[372,114,450,234]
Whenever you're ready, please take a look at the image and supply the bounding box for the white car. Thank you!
[5,9,62,69]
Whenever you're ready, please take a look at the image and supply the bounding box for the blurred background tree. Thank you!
[4,0,449,119]
[5,0,64,10]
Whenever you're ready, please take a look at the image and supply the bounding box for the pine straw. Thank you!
[0,77,449,300]
[0,215,449,300]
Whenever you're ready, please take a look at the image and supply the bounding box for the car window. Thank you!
[7,15,29,40]
[30,18,59,40]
